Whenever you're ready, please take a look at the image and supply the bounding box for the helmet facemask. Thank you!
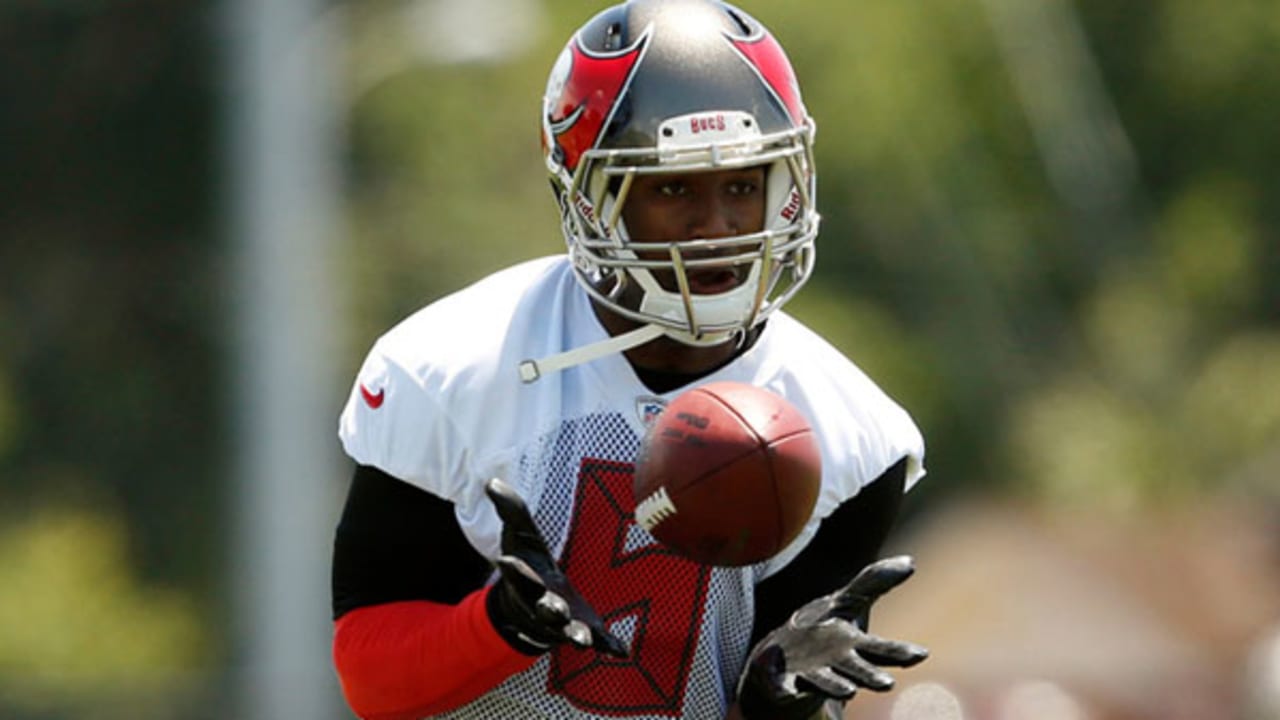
[524,0,821,383]
[552,109,819,346]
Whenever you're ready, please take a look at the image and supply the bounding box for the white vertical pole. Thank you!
[224,0,345,717]
[977,0,1141,220]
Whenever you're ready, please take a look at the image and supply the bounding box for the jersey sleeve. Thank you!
[750,337,928,579]
[338,344,472,502]
[867,398,926,494]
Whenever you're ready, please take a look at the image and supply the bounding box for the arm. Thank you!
[331,466,624,719]
[751,458,907,645]
[731,458,927,720]
[333,595,537,720]
[331,465,528,719]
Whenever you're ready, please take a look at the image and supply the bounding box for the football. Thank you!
[632,381,821,567]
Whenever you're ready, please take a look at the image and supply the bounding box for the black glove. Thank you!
[483,478,628,657]
[737,556,929,720]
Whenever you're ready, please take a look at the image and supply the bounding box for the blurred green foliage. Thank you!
[0,0,1276,714]
[0,504,206,716]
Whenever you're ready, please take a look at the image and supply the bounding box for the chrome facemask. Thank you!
[560,110,819,345]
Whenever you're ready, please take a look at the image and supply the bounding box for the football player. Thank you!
[332,1,929,718]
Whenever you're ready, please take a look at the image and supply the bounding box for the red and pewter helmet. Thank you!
[540,0,819,350]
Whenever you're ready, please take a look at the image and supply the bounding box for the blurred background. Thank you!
[1,0,1277,718]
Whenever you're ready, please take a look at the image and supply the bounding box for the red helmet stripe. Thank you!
[729,33,805,125]
[547,39,646,172]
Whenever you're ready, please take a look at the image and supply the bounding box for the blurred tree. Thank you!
[0,0,221,585]
[0,502,206,718]
[0,0,222,712]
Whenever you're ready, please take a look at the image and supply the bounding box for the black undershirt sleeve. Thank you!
[750,457,909,645]
[331,464,493,620]
[333,457,909,645]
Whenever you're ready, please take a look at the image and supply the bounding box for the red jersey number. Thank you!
[549,459,712,716]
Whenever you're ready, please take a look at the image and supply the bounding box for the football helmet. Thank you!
[540,0,819,357]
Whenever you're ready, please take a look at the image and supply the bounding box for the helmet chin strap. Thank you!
[516,321,743,384]
[518,323,666,383]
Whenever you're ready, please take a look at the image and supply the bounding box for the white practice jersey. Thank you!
[338,255,925,720]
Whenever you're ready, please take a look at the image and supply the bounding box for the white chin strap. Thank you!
[516,321,741,383]
[518,323,666,383]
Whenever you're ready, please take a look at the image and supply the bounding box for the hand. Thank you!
[736,556,928,720]
[484,478,628,657]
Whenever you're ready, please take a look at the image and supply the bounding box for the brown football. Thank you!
[633,381,821,566]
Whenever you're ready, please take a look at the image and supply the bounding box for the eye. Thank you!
[727,178,760,196]
[657,181,689,197]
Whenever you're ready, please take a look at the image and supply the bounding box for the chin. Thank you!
[645,335,736,374]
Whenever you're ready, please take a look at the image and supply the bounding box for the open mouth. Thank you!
[686,267,743,295]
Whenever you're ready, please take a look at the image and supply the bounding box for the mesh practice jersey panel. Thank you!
[434,411,753,719]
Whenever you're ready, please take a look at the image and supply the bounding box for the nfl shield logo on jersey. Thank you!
[636,396,666,427]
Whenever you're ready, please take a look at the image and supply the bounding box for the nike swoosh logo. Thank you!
[360,384,385,409]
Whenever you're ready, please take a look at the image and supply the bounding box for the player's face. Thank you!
[621,166,767,295]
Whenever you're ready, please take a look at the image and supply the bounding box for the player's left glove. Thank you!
[484,478,628,658]
[736,556,928,720]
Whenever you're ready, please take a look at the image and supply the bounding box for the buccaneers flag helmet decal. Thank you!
[727,29,806,127]
[544,31,650,173]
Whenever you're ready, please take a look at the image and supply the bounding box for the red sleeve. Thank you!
[333,586,538,720]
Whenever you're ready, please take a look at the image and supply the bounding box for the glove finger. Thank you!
[487,479,560,569]
[487,479,548,541]
[796,667,860,701]
[486,478,533,528]
[829,556,915,620]
[559,616,629,658]
[553,609,628,657]
[494,555,548,602]
[563,619,592,648]
[591,625,630,658]
[558,586,629,657]
[518,561,629,659]
[534,591,572,626]
[830,650,896,692]
[855,633,929,668]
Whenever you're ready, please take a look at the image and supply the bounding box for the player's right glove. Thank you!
[484,478,628,658]
[736,556,929,720]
